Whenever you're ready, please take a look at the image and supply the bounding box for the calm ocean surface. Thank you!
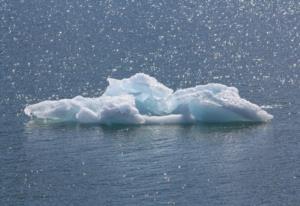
[1,0,299,205]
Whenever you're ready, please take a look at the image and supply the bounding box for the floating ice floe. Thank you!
[24,73,273,125]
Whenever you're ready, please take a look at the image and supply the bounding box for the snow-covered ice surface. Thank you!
[25,73,273,124]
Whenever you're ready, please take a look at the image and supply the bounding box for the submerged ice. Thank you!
[24,73,273,124]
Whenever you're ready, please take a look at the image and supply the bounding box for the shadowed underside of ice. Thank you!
[24,73,273,125]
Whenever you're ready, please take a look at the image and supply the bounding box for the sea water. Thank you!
[1,0,299,205]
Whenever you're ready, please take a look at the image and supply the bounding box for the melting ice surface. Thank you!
[24,73,273,125]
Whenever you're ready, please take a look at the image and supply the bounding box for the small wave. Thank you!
[260,104,282,109]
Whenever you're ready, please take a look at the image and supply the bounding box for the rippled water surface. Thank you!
[1,0,299,205]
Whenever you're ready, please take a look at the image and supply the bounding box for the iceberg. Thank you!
[24,73,273,125]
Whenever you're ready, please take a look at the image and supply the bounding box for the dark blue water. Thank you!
[1,0,299,205]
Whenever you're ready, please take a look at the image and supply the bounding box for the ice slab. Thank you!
[24,73,273,125]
